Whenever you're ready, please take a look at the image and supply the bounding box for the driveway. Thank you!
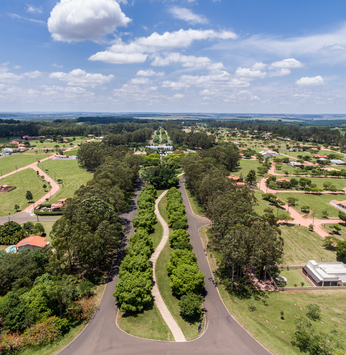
[58,179,271,355]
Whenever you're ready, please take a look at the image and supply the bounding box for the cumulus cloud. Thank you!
[49,69,114,87]
[173,94,184,99]
[296,76,324,86]
[48,0,131,42]
[169,7,208,24]
[130,77,151,85]
[151,52,224,70]
[235,67,267,80]
[136,69,164,76]
[89,29,236,64]
[270,58,304,69]
[24,71,42,79]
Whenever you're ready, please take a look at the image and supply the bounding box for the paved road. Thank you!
[58,178,271,355]
[0,211,61,225]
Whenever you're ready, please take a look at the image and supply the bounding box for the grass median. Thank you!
[156,194,204,340]
[117,190,172,341]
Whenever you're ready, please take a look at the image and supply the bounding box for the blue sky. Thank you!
[1,0,346,113]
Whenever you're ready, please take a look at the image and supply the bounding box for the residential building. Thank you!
[331,159,345,165]
[288,161,303,167]
[16,236,50,252]
[303,260,346,286]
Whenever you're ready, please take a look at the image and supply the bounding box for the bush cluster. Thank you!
[165,189,205,319]
[166,187,188,230]
[114,185,157,313]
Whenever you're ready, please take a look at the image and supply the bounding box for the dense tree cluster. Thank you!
[208,121,345,146]
[164,188,205,319]
[182,147,284,289]
[0,221,44,245]
[166,188,188,230]
[164,122,215,149]
[114,185,157,313]
[51,145,140,278]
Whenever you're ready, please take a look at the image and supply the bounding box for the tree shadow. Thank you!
[119,299,155,319]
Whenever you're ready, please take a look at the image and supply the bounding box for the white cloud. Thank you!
[89,29,236,64]
[49,69,114,87]
[270,58,304,69]
[169,6,208,24]
[296,76,324,86]
[130,77,151,85]
[173,94,184,99]
[235,67,267,80]
[24,71,42,79]
[151,52,224,70]
[48,0,131,42]
[136,69,164,76]
[9,13,45,25]
[89,52,147,64]
[53,63,64,68]
[27,5,43,14]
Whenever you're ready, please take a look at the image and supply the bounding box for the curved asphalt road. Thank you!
[58,178,272,355]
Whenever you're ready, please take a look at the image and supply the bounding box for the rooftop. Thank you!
[16,236,49,249]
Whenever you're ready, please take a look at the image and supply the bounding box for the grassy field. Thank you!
[156,195,204,340]
[278,269,310,287]
[280,225,337,266]
[185,187,204,216]
[37,221,56,242]
[200,225,346,355]
[0,154,49,176]
[278,192,345,219]
[0,169,46,216]
[117,303,172,341]
[323,223,346,240]
[232,159,262,178]
[18,283,105,355]
[38,160,92,203]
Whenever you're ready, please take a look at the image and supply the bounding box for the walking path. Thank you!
[258,174,343,238]
[150,190,186,342]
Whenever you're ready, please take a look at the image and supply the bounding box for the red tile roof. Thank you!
[16,236,48,248]
[276,178,290,183]
[228,175,240,181]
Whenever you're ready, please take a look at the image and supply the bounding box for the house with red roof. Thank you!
[228,175,240,181]
[16,236,49,252]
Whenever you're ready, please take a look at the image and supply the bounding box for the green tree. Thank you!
[306,304,321,321]
[179,293,204,320]
[245,169,257,185]
[334,224,341,234]
[14,204,20,211]
[170,264,205,296]
[287,197,298,206]
[26,190,33,202]
[336,240,346,261]
[338,211,346,225]
[113,272,152,313]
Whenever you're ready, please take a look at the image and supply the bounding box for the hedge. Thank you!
[114,185,157,313]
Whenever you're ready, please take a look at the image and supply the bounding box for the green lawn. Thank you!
[323,223,346,241]
[156,195,204,340]
[185,187,204,217]
[278,269,310,287]
[117,303,172,341]
[36,221,56,242]
[201,225,346,355]
[280,225,337,266]
[0,169,46,216]
[38,160,92,203]
[278,192,346,219]
[0,154,48,176]
[232,159,261,178]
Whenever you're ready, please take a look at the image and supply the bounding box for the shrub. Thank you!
[179,293,204,319]
[306,304,321,321]
[166,249,197,275]
[170,264,205,296]
[169,229,190,248]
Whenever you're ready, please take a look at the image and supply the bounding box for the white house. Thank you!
[303,260,346,286]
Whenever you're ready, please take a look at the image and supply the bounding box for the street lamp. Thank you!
[8,212,10,222]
